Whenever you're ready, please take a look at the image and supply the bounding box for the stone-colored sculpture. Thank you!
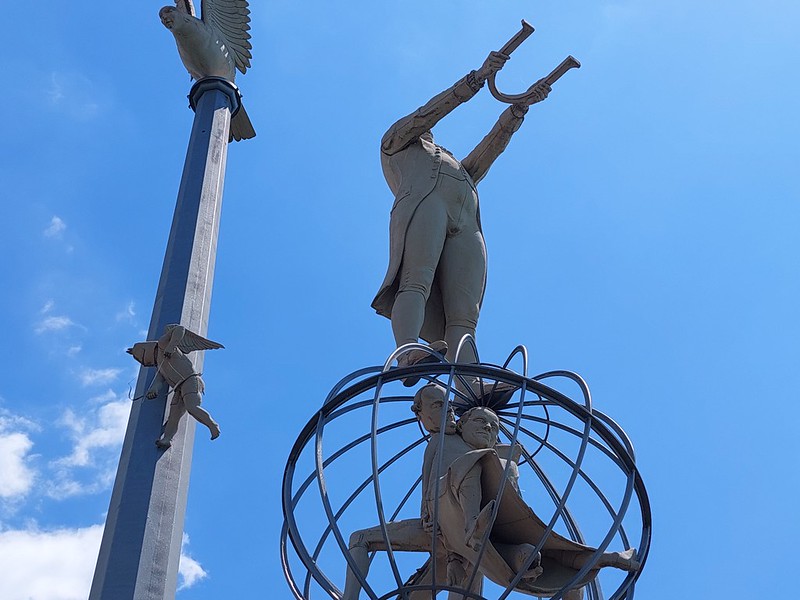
[159,0,256,141]
[344,385,639,599]
[371,50,550,372]
[127,324,223,449]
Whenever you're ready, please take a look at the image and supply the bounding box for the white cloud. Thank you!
[0,432,36,500]
[43,216,66,238]
[55,398,129,469]
[0,409,39,502]
[0,524,103,600]
[178,534,208,590]
[47,394,129,499]
[35,315,75,334]
[67,345,82,357]
[0,525,206,598]
[78,368,122,387]
[41,300,55,314]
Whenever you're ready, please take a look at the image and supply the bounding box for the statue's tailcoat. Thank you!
[372,75,526,342]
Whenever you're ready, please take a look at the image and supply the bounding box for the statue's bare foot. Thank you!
[599,548,639,571]
[210,424,220,440]
[155,438,172,450]
[615,548,640,572]
[465,500,495,552]
[397,340,448,387]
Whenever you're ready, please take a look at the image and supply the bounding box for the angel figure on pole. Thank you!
[127,324,224,448]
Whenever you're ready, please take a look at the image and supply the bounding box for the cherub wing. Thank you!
[201,0,253,74]
[177,329,225,353]
[174,0,197,17]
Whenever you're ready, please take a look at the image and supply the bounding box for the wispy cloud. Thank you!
[34,315,76,334]
[67,345,82,357]
[47,393,129,499]
[78,368,122,387]
[0,524,103,600]
[43,216,66,239]
[115,301,136,324]
[40,300,55,314]
[178,534,208,590]
[47,72,101,121]
[54,397,128,468]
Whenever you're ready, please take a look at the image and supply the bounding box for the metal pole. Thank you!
[89,77,240,600]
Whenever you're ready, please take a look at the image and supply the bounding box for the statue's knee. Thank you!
[398,267,436,298]
[445,314,479,331]
[348,531,369,551]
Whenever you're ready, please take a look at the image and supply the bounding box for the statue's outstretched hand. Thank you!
[521,80,552,106]
[146,390,159,399]
[476,51,509,83]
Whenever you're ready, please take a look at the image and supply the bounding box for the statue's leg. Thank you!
[181,378,220,439]
[494,543,542,580]
[436,186,485,364]
[446,553,483,600]
[542,548,639,572]
[392,195,448,348]
[343,519,432,600]
[456,465,494,552]
[183,392,220,439]
[158,397,187,448]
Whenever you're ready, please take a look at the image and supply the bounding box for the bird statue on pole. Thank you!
[160,0,256,142]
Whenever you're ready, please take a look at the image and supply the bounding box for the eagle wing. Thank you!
[177,329,225,353]
[201,0,253,74]
[173,0,197,17]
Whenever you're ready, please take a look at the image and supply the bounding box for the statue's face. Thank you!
[416,387,456,434]
[159,7,177,28]
[460,408,499,449]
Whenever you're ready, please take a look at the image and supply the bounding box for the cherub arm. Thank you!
[146,373,169,399]
[161,324,187,358]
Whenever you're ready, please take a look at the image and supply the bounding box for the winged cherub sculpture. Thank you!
[127,324,224,449]
[159,0,256,141]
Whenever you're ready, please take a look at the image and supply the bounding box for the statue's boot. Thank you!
[397,340,448,387]
[467,379,518,410]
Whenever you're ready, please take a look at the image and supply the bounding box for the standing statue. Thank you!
[159,0,256,141]
[371,49,549,375]
[127,324,223,449]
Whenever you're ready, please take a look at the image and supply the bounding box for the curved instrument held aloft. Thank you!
[488,20,581,105]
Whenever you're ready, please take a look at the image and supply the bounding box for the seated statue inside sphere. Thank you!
[343,385,639,598]
[426,389,640,598]
[342,386,478,600]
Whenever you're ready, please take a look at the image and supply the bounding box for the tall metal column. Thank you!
[90,78,241,600]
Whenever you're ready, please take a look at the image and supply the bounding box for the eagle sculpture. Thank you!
[160,0,255,142]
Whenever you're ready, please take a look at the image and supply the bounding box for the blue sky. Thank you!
[1,1,798,598]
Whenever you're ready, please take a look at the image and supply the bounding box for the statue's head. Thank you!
[127,342,159,367]
[457,407,499,449]
[159,5,194,32]
[411,384,456,434]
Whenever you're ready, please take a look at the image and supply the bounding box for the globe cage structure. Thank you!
[281,344,651,600]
